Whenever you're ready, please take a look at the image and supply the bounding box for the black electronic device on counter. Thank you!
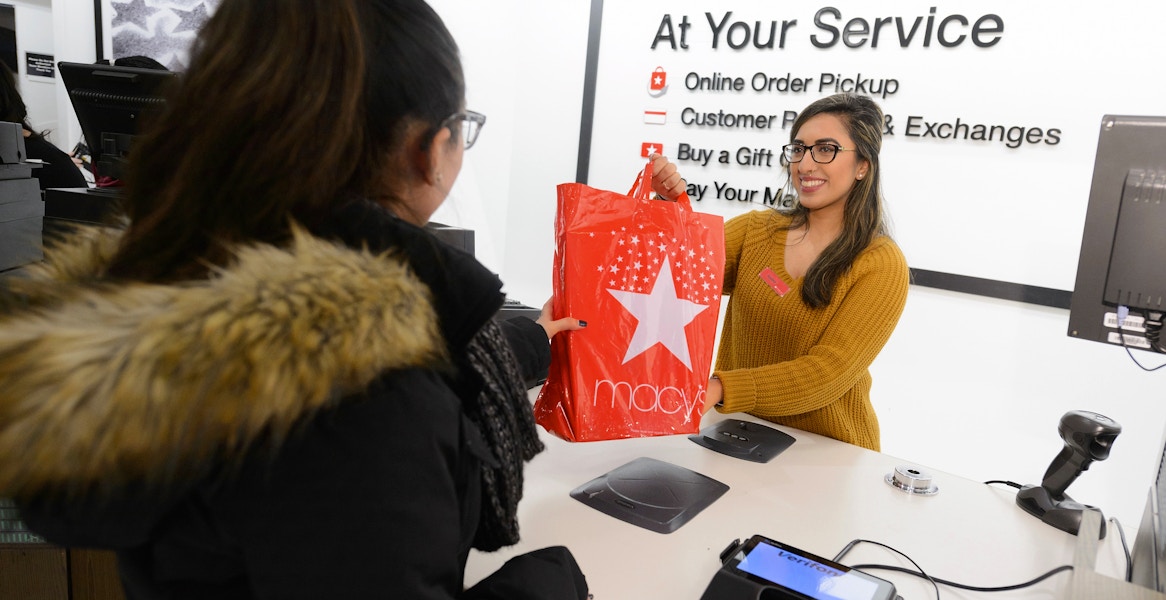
[570,457,728,534]
[424,221,543,322]
[0,120,30,172]
[700,535,897,600]
[59,61,175,184]
[425,221,475,255]
[1016,410,1121,538]
[689,419,796,463]
[498,297,542,322]
[43,63,174,231]
[1067,115,1166,356]
[0,121,45,272]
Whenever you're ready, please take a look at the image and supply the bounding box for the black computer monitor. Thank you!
[1067,115,1166,356]
[58,61,175,183]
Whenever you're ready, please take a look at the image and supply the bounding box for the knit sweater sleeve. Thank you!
[715,237,909,418]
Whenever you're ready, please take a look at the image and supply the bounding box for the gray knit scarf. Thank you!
[464,319,545,551]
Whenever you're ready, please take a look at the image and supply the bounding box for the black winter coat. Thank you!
[0,201,586,599]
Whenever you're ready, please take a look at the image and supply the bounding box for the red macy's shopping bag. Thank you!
[534,162,724,442]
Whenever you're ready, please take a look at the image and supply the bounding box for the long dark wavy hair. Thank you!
[779,92,890,308]
[0,65,38,136]
[107,0,464,282]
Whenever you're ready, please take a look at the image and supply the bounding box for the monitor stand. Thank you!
[1069,510,1166,599]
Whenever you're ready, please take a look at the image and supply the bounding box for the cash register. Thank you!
[0,121,44,272]
[43,61,174,231]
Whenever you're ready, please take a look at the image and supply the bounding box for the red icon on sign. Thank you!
[641,142,663,158]
[648,67,667,97]
[649,67,666,90]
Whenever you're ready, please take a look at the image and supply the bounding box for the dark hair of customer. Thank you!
[108,0,461,282]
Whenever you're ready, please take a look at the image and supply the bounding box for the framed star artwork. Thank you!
[97,0,220,70]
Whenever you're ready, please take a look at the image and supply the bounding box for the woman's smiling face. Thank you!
[790,113,869,215]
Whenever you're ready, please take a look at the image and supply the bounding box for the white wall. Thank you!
[437,1,1166,534]
[7,0,57,142]
[48,0,94,149]
[426,0,590,278]
[874,287,1166,532]
[1,0,95,149]
[39,0,1165,536]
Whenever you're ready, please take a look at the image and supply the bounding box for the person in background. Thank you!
[0,0,587,598]
[0,65,87,190]
[109,55,169,70]
[651,92,909,451]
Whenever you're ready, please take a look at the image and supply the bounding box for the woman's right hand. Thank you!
[702,376,723,414]
[649,154,686,202]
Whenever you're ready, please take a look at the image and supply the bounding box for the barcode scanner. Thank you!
[1016,410,1122,538]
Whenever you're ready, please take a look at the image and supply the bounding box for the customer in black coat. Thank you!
[0,0,587,598]
[22,133,88,189]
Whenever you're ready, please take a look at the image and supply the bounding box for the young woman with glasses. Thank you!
[650,92,909,452]
[0,0,587,598]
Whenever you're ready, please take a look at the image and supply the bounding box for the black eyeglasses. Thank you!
[782,143,855,164]
[445,110,487,150]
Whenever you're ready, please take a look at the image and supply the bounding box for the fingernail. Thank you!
[578,320,588,328]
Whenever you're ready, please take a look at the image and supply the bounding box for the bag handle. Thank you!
[628,160,692,209]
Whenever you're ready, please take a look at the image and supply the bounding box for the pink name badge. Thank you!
[759,267,790,297]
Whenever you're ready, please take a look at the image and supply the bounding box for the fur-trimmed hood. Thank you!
[0,225,445,500]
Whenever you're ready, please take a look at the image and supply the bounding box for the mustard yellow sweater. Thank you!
[713,210,909,451]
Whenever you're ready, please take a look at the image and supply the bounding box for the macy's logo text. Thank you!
[592,379,705,415]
